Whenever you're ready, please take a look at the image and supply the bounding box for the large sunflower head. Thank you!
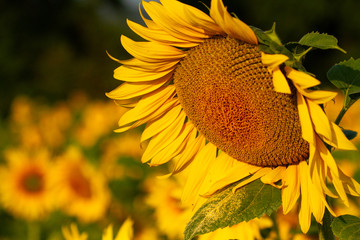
[108,0,359,233]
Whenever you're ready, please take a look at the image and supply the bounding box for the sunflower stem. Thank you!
[334,106,347,125]
[318,208,335,240]
[27,221,40,240]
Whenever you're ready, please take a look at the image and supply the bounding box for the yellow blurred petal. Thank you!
[261,52,288,69]
[297,92,315,145]
[114,65,173,82]
[62,224,88,240]
[272,68,292,94]
[149,122,194,166]
[102,225,113,240]
[106,74,171,100]
[114,218,134,240]
[282,165,300,214]
[121,35,186,63]
[298,161,311,233]
[141,110,186,163]
[181,143,218,205]
[285,66,320,89]
[141,105,182,143]
[118,85,175,127]
[210,0,257,44]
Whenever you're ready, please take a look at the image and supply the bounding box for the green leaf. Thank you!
[298,32,346,53]
[331,215,360,239]
[328,58,360,99]
[184,179,281,240]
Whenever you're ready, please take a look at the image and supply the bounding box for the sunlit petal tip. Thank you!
[210,0,257,44]
[261,52,289,68]
[285,66,321,89]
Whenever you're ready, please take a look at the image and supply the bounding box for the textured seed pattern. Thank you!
[173,36,309,167]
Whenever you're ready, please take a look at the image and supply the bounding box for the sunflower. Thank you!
[107,0,360,233]
[53,146,111,223]
[0,148,55,221]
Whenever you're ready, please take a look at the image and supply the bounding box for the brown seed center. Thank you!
[173,36,309,167]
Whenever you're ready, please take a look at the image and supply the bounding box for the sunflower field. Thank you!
[1,1,360,240]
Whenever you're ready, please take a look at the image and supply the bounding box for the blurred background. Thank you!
[0,0,360,239]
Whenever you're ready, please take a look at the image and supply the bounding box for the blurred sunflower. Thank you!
[107,0,360,233]
[62,218,134,240]
[0,148,55,221]
[53,146,111,223]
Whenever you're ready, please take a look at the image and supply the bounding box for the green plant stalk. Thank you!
[318,208,335,240]
[27,221,40,240]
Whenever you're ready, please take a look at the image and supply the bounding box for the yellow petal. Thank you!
[282,165,300,214]
[114,65,173,82]
[298,161,311,233]
[114,218,134,240]
[210,0,257,44]
[261,52,288,69]
[233,167,272,192]
[316,136,339,177]
[285,66,320,89]
[141,105,182,143]
[260,166,285,188]
[118,57,179,72]
[118,85,175,127]
[339,168,360,197]
[295,86,337,104]
[127,19,198,48]
[141,110,186,163]
[160,0,214,38]
[171,133,206,175]
[149,122,194,166]
[181,143,218,205]
[102,225,113,240]
[331,169,349,206]
[121,35,186,63]
[106,74,171,100]
[307,100,333,144]
[297,92,315,145]
[326,122,358,151]
[115,98,178,133]
[204,160,261,196]
[143,1,205,42]
[272,67,292,94]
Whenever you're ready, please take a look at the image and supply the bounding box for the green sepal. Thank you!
[298,32,346,53]
[342,129,358,141]
[184,179,281,240]
[327,58,360,111]
[331,215,360,239]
